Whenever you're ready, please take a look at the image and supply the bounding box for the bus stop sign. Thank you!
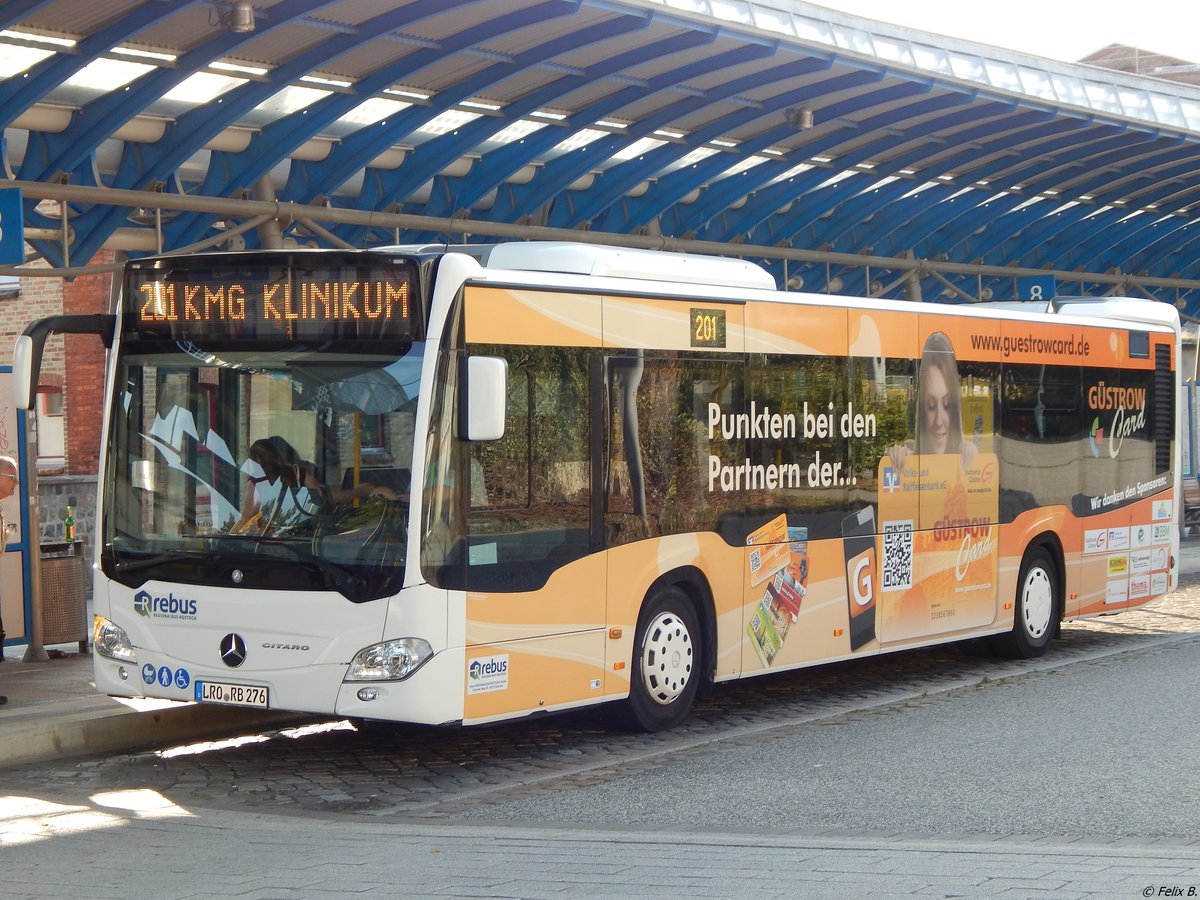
[0,188,24,264]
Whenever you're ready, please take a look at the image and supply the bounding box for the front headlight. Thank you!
[93,615,136,663]
[344,638,433,682]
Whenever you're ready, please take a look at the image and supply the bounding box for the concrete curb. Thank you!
[0,704,309,769]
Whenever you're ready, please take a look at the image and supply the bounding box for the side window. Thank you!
[606,355,743,545]
[746,354,849,540]
[1000,363,1082,517]
[1108,366,1156,492]
[471,370,530,510]
[958,361,1000,460]
[464,345,593,591]
[1076,362,1160,516]
[420,345,463,585]
[849,356,914,509]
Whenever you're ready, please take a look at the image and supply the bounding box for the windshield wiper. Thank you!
[111,549,226,574]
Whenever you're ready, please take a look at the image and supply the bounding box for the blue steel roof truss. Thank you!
[708,94,1004,245]
[402,23,737,222]
[167,0,589,249]
[685,91,974,241]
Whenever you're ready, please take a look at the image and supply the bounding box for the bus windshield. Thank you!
[100,249,425,603]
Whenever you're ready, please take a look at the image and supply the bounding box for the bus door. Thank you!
[878,318,1001,644]
[451,285,608,719]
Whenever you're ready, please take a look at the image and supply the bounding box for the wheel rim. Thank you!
[1021,566,1054,640]
[639,611,694,706]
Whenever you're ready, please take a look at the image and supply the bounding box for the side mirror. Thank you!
[461,356,507,441]
[12,334,38,410]
[10,314,117,410]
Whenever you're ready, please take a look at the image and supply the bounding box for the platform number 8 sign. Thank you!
[1017,274,1056,303]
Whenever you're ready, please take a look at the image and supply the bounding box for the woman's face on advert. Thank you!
[922,365,953,454]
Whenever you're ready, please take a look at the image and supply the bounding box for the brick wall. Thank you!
[0,259,62,369]
[62,252,114,475]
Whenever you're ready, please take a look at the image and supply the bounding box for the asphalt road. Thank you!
[444,635,1200,838]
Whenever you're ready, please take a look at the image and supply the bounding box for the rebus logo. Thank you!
[469,657,508,680]
[132,590,199,620]
[847,548,877,614]
[467,654,510,695]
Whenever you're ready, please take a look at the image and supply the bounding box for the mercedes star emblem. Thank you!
[220,633,247,668]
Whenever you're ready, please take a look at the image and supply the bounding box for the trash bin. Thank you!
[40,543,88,652]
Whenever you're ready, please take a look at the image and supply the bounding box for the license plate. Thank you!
[194,680,269,708]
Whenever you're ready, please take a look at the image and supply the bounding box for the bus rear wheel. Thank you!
[620,587,701,732]
[993,546,1058,659]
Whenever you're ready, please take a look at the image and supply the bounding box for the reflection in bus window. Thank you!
[426,345,594,592]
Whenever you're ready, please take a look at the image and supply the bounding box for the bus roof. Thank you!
[484,242,777,292]
[977,296,1180,331]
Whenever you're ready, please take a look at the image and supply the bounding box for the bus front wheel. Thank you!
[620,587,701,732]
[993,546,1058,659]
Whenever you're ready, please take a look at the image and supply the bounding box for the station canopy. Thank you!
[4,0,1200,311]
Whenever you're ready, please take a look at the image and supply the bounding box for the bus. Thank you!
[13,242,1181,731]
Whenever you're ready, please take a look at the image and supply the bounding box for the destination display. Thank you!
[125,255,419,342]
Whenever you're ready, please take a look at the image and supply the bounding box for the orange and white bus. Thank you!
[13,242,1181,731]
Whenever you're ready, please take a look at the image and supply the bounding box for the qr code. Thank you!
[882,520,913,590]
